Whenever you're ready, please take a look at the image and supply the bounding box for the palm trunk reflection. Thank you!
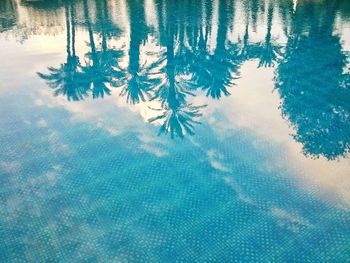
[32,0,350,151]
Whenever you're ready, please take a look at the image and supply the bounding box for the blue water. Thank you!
[1,0,350,261]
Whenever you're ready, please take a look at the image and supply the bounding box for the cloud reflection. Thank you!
[1,0,350,160]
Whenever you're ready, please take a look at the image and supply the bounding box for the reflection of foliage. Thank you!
[201,54,238,99]
[258,41,282,68]
[82,49,124,99]
[20,0,63,10]
[38,3,86,101]
[257,3,282,68]
[149,103,206,138]
[38,57,87,101]
[0,0,17,32]
[203,0,238,99]
[116,0,152,104]
[80,0,124,99]
[94,0,121,42]
[276,9,350,159]
[30,0,350,145]
[146,0,208,138]
[38,0,125,101]
[119,70,160,104]
[148,62,205,138]
[187,0,239,99]
[117,52,164,104]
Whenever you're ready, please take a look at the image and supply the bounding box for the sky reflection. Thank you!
[1,0,349,159]
[1,0,349,206]
[1,0,350,261]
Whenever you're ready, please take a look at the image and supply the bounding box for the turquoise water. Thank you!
[1,0,350,261]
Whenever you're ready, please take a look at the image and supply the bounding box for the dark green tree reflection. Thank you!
[37,1,86,101]
[80,0,123,99]
[203,0,238,99]
[118,0,153,104]
[148,0,207,138]
[0,0,18,32]
[19,0,349,157]
[276,0,350,159]
[257,2,282,68]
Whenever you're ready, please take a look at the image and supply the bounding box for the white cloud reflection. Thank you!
[1,0,349,209]
[194,60,350,208]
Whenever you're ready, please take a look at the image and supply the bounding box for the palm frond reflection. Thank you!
[30,0,350,156]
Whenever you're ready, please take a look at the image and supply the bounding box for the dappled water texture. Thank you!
[1,0,350,261]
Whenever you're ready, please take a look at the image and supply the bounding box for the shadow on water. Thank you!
[2,0,350,159]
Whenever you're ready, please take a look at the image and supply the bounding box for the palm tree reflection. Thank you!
[86,0,124,98]
[146,0,207,138]
[0,0,18,32]
[81,0,122,99]
[202,0,239,99]
[149,103,206,138]
[117,0,153,104]
[37,2,86,101]
[257,2,282,68]
[31,0,350,152]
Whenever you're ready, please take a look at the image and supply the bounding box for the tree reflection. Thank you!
[37,2,86,101]
[149,103,206,138]
[114,0,154,104]
[202,0,239,99]
[7,0,347,151]
[257,2,282,68]
[147,0,207,138]
[86,0,124,98]
[276,0,350,159]
[0,0,18,32]
[81,0,122,99]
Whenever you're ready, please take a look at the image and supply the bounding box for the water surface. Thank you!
[1,0,350,261]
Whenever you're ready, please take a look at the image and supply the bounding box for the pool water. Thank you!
[1,0,350,261]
